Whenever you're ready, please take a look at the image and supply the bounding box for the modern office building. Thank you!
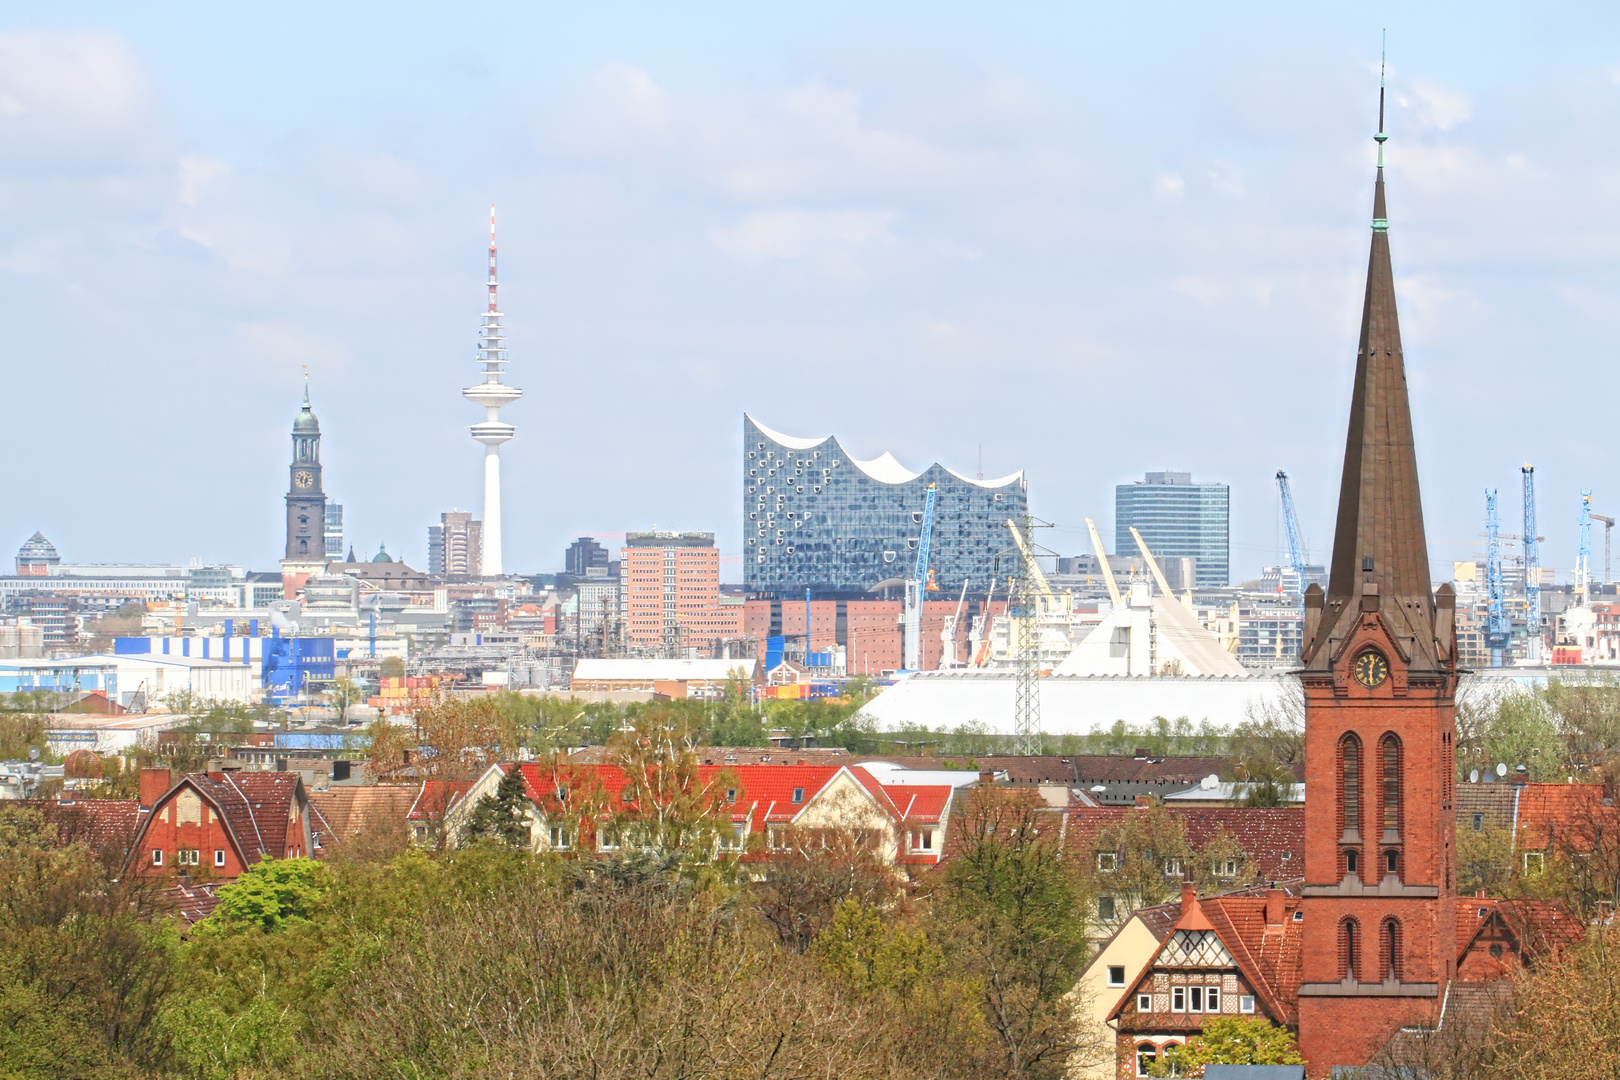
[325,503,344,559]
[743,415,1027,597]
[1114,471,1230,587]
[565,537,611,578]
[619,532,740,655]
[428,511,483,577]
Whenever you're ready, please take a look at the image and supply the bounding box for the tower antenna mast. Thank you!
[464,204,522,577]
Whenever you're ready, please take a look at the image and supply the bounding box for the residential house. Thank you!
[307,784,423,850]
[441,760,955,866]
[128,767,315,878]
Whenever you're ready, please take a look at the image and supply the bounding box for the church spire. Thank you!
[1304,55,1446,671]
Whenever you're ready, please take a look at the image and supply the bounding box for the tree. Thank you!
[209,858,331,932]
[1154,1017,1304,1077]
[328,675,362,723]
[462,766,535,849]
[936,787,1102,1079]
[379,656,406,679]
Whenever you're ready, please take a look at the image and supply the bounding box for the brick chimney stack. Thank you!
[139,767,172,809]
[1265,887,1286,926]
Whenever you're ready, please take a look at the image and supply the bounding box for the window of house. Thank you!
[1138,993,1153,1013]
[1206,987,1220,1012]
[1097,851,1118,872]
[1163,859,1182,877]
[183,849,201,865]
[152,849,163,866]
[792,787,805,804]
[1098,896,1117,921]
[1108,966,1126,987]
[1172,986,1186,1012]
[1524,851,1544,873]
[1473,813,1484,832]
[549,825,570,850]
[214,849,225,867]
[1293,909,1304,921]
[1189,986,1204,1012]
[1240,995,1255,1013]
[1136,1044,1157,1078]
[725,789,737,803]
[1213,858,1237,878]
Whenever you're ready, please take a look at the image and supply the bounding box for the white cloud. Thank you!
[0,29,158,166]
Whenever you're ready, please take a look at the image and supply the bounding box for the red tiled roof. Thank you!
[129,772,304,869]
[309,785,421,841]
[880,784,953,824]
[408,779,474,821]
[1515,783,1609,851]
[157,881,221,927]
[1065,805,1305,883]
[21,797,143,859]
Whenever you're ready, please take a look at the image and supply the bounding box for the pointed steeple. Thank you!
[1303,61,1447,672]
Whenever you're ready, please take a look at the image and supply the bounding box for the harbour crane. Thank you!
[1085,517,1123,608]
[1593,514,1615,586]
[1578,490,1594,607]
[902,483,938,671]
[1523,465,1542,662]
[1485,489,1509,666]
[972,570,1001,668]
[1276,470,1308,605]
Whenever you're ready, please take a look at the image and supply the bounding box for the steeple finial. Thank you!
[302,365,310,407]
[1375,31,1388,169]
[1302,57,1442,672]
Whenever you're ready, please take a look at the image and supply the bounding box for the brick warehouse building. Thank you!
[1103,96,1579,1077]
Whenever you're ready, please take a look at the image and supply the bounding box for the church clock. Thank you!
[1353,650,1389,688]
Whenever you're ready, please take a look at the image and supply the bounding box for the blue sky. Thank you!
[4,2,1620,583]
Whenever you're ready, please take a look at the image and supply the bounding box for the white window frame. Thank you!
[791,787,805,804]
[548,824,570,850]
[1240,994,1255,1013]
[1137,993,1153,1012]
[1524,851,1545,873]
[1097,851,1118,872]
[1163,858,1182,877]
[1206,986,1221,1013]
[1214,858,1238,878]
[214,849,226,867]
[1189,986,1204,1012]
[1172,986,1186,1012]
[152,849,163,866]
[1108,965,1126,987]
[1136,1043,1157,1078]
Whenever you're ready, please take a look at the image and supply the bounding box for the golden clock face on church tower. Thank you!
[293,470,314,489]
[1354,650,1389,688]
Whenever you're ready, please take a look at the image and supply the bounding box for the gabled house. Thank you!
[307,784,423,852]
[1107,886,1304,1078]
[127,767,314,879]
[440,760,955,866]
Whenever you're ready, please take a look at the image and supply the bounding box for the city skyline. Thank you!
[5,5,1620,582]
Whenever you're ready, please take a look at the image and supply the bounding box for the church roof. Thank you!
[1303,102,1447,673]
[293,383,320,435]
[372,543,392,563]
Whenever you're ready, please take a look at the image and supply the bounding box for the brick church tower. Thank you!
[1294,81,1460,1071]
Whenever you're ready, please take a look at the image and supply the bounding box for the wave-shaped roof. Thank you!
[747,414,1023,489]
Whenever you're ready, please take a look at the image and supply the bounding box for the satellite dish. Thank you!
[1496,763,1508,778]
[27,746,39,761]
[1469,770,1480,783]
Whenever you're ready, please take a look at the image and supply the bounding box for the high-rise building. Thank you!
[619,532,740,655]
[325,502,344,560]
[15,532,59,577]
[743,415,1026,596]
[462,207,521,578]
[565,537,610,579]
[281,383,329,598]
[1114,471,1230,588]
[428,512,483,577]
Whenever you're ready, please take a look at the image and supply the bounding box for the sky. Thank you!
[4,1,1620,585]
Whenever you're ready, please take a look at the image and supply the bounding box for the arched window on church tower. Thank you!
[1339,917,1361,981]
[1380,733,1403,847]
[1340,733,1363,875]
[1380,917,1403,982]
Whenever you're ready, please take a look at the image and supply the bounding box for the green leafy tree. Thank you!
[463,765,535,849]
[1154,1016,1304,1077]
[814,898,941,996]
[209,858,331,932]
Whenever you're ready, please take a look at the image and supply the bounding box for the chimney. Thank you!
[979,770,995,786]
[1134,748,1150,760]
[1134,794,1152,809]
[1265,887,1285,926]
[1180,883,1197,918]
[139,767,172,808]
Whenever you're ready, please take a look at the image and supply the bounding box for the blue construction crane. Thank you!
[902,483,939,670]
[1523,465,1541,661]
[1275,470,1308,605]
[1485,489,1509,666]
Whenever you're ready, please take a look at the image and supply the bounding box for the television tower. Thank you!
[463,206,521,577]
